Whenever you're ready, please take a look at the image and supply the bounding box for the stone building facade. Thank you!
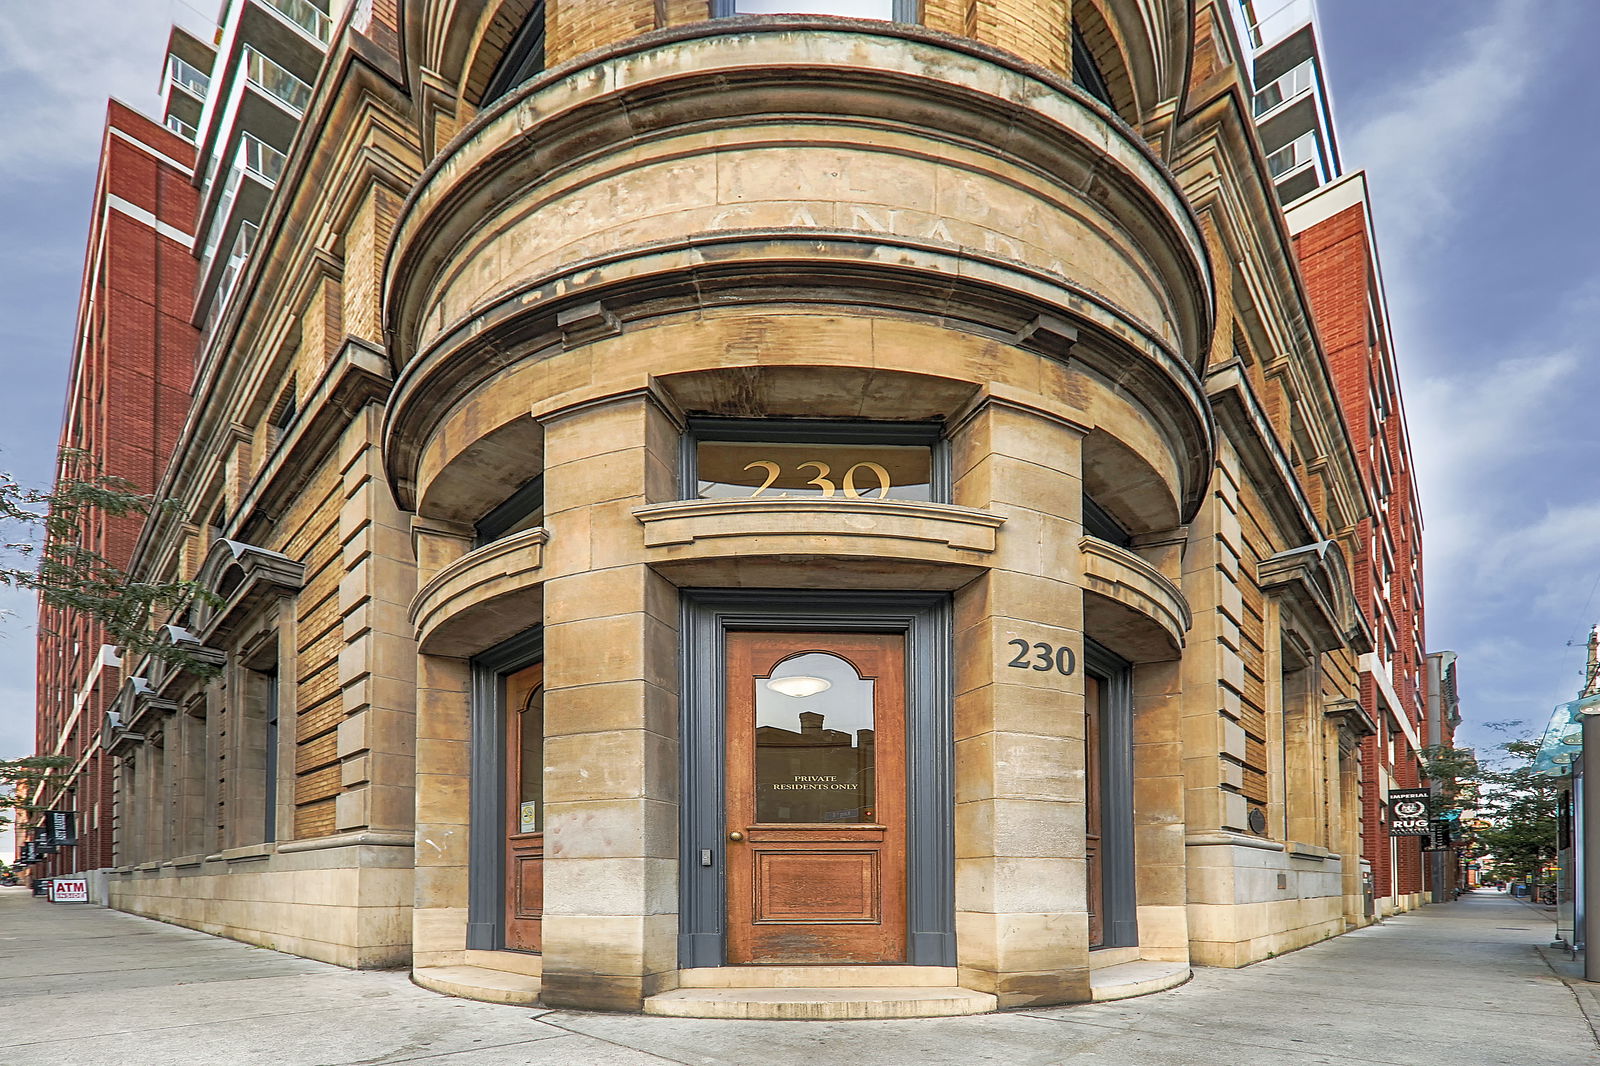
[80,0,1389,1017]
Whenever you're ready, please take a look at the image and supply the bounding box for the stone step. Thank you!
[1088,960,1191,1002]
[645,985,997,1020]
[678,965,958,988]
[412,964,542,1006]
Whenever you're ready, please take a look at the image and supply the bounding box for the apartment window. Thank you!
[714,1,912,19]
[481,4,546,105]
[269,380,297,449]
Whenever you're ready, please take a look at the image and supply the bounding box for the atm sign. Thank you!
[50,878,89,903]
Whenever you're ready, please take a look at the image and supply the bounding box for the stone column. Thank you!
[409,503,479,968]
[177,703,208,857]
[1131,659,1189,960]
[949,396,1088,1008]
[413,652,474,968]
[1180,441,1248,835]
[335,408,419,838]
[536,391,681,1012]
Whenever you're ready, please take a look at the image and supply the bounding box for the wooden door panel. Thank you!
[504,664,544,953]
[755,850,879,923]
[725,631,906,965]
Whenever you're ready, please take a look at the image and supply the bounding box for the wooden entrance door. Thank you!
[1085,674,1104,948]
[725,631,906,964]
[504,664,543,951]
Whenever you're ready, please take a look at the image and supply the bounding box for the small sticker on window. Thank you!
[519,801,538,834]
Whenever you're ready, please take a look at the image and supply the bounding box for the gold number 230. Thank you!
[742,459,893,499]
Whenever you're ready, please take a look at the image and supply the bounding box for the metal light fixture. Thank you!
[766,676,831,698]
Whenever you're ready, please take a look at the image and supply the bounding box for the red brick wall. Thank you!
[30,102,197,878]
[1294,198,1429,902]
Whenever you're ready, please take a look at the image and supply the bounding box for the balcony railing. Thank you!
[205,220,260,338]
[1253,58,1314,116]
[200,134,284,274]
[243,45,313,112]
[1241,0,1315,49]
[261,0,332,44]
[239,132,287,185]
[1266,131,1318,180]
[166,54,212,100]
[165,114,199,141]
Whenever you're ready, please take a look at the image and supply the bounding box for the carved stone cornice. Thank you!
[188,538,306,645]
[1257,539,1371,656]
[1324,697,1378,744]
[111,676,178,742]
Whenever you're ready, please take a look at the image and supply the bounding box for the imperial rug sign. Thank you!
[1388,788,1432,837]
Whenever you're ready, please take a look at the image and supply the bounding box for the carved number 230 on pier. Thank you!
[1006,639,1076,676]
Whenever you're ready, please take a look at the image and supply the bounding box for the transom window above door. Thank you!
[686,419,946,503]
[713,1,913,21]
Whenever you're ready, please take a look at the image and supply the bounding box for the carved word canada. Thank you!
[771,775,855,791]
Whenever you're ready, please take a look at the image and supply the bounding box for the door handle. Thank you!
[728,831,744,842]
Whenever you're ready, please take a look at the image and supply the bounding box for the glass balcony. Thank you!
[200,134,283,275]
[1241,0,1315,49]
[1266,131,1317,179]
[166,55,212,100]
[165,115,199,141]
[260,0,332,44]
[206,220,260,338]
[243,45,313,112]
[1253,58,1314,116]
[239,132,287,185]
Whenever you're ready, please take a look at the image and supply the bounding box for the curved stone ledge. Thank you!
[383,23,1215,520]
[635,498,1004,584]
[410,528,547,656]
[1080,536,1191,660]
[390,24,1209,363]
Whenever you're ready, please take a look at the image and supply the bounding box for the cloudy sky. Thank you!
[0,2,1596,827]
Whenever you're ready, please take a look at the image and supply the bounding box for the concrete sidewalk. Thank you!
[1,886,1595,1066]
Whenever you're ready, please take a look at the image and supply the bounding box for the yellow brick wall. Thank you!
[264,451,345,839]
[926,0,1073,77]
[341,185,404,346]
[547,0,657,66]
[1237,476,1273,810]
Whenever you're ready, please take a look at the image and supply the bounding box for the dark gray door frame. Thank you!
[467,628,543,951]
[1086,638,1137,949]
[679,589,954,968]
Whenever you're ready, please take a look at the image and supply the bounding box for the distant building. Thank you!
[1424,650,1464,896]
[1246,0,1448,920]
[23,101,199,891]
[1230,0,1341,204]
